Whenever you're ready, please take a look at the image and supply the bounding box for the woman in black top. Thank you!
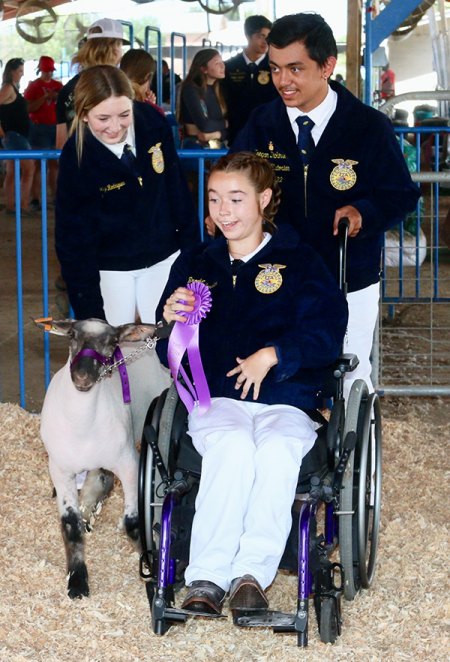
[0,58,34,215]
[178,49,228,148]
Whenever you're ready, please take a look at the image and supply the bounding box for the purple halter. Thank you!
[70,346,131,403]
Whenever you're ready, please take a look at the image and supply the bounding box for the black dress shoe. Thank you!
[228,574,269,610]
[181,580,226,615]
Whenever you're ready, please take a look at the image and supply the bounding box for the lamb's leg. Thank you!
[49,459,89,599]
[115,451,140,543]
[79,469,115,530]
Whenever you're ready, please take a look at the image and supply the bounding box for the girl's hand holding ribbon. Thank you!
[163,287,195,324]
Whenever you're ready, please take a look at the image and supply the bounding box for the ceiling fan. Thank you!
[15,0,58,44]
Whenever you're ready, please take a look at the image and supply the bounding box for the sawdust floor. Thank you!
[0,397,448,662]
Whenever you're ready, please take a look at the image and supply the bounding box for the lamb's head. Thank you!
[34,317,170,392]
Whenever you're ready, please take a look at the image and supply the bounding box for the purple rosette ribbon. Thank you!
[167,281,212,414]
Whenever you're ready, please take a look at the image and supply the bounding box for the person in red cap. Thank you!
[24,55,63,209]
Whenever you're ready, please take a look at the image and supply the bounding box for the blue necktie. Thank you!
[295,116,315,166]
[121,143,137,173]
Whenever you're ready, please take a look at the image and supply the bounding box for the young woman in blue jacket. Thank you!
[156,152,348,616]
[55,65,199,324]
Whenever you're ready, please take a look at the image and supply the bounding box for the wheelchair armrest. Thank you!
[333,353,359,379]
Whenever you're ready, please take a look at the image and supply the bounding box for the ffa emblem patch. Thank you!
[148,143,164,174]
[268,141,274,152]
[258,70,270,85]
[330,159,358,190]
[255,264,286,294]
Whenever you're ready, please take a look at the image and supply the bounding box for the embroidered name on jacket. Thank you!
[99,181,126,193]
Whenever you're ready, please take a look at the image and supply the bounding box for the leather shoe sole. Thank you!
[228,574,269,610]
[181,580,225,615]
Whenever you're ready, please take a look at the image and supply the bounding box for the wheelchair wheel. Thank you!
[339,380,368,600]
[357,392,382,589]
[138,384,179,564]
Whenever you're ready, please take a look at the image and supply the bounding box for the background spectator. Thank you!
[178,48,228,149]
[150,59,181,111]
[24,55,63,210]
[380,63,396,100]
[0,58,34,215]
[120,48,163,114]
[223,15,278,144]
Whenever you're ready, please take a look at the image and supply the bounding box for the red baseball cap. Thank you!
[38,56,56,72]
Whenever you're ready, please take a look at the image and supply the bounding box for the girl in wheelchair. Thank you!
[156,152,348,617]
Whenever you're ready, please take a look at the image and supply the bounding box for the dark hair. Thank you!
[267,13,337,66]
[179,48,226,120]
[209,152,281,232]
[244,15,272,38]
[2,58,24,86]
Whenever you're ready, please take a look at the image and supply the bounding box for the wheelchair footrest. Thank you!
[233,609,296,629]
[168,607,226,620]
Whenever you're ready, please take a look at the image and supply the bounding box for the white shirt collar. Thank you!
[95,124,136,159]
[229,232,272,263]
[287,85,337,143]
[242,51,267,67]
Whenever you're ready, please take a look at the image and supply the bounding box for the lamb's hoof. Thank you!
[67,564,89,599]
[124,514,139,541]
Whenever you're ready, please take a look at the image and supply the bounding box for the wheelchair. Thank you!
[137,224,383,647]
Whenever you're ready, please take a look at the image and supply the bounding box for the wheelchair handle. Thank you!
[337,217,349,297]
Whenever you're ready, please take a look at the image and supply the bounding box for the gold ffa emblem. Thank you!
[268,141,274,152]
[148,143,164,174]
[330,159,358,191]
[255,264,286,294]
[258,70,270,85]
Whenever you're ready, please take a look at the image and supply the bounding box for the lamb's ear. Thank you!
[117,323,158,343]
[33,317,75,336]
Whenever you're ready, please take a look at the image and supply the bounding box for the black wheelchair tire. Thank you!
[339,379,369,601]
[357,392,382,589]
[138,390,168,564]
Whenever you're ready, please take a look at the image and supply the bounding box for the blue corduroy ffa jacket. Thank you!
[156,225,348,410]
[230,81,421,293]
[55,101,199,320]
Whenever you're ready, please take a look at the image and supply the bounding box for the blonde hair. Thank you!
[72,65,134,163]
[210,152,281,232]
[72,38,122,69]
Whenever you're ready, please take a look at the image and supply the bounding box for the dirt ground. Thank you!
[0,396,448,662]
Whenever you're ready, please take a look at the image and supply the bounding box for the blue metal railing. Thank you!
[1,124,448,407]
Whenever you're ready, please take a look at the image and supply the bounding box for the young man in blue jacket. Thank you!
[230,12,420,396]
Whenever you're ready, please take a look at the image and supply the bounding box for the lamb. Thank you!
[37,318,171,599]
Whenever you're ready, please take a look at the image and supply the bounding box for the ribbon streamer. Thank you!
[168,281,212,414]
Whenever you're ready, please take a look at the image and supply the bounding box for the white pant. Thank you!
[344,282,380,399]
[184,398,317,592]
[99,251,179,326]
